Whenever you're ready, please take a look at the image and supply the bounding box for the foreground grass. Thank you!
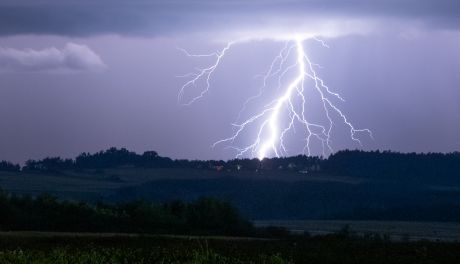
[0,248,292,264]
[0,232,459,264]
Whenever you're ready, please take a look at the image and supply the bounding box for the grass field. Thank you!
[1,231,460,263]
[0,232,290,264]
[0,168,224,201]
[0,168,358,202]
[255,220,460,241]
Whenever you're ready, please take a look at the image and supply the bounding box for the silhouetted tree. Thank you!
[0,161,20,172]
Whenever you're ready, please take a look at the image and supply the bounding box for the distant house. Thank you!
[309,164,321,172]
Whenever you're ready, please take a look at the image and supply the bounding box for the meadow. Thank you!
[255,220,460,241]
[1,232,460,264]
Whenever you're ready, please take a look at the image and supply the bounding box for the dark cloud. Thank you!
[0,0,459,37]
[0,43,106,73]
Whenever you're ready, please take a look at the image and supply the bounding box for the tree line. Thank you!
[1,148,459,181]
[0,161,20,172]
[3,147,322,173]
[323,149,460,181]
[0,190,253,236]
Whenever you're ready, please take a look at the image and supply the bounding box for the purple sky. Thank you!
[0,0,459,163]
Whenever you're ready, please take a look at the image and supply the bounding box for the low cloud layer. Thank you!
[0,0,459,39]
[0,43,106,73]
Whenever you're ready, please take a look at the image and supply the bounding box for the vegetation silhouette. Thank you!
[0,190,253,236]
[2,148,460,221]
[8,148,457,183]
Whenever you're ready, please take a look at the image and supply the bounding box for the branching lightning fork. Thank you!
[178,36,372,160]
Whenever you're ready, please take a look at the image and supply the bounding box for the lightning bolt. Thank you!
[178,36,372,160]
[177,42,234,106]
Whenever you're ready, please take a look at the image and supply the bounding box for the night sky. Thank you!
[0,0,459,163]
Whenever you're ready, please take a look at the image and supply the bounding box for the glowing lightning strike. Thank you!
[178,36,372,160]
[177,42,234,106]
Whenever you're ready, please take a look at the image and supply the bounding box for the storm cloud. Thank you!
[0,0,459,38]
[0,1,459,163]
[0,42,106,73]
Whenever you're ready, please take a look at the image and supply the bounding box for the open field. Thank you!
[1,231,460,263]
[255,220,460,241]
[0,168,224,201]
[0,168,361,202]
[3,166,460,221]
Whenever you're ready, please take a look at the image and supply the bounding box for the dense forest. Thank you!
[0,190,253,236]
[2,148,459,182]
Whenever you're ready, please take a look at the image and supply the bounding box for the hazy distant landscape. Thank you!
[1,148,460,222]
